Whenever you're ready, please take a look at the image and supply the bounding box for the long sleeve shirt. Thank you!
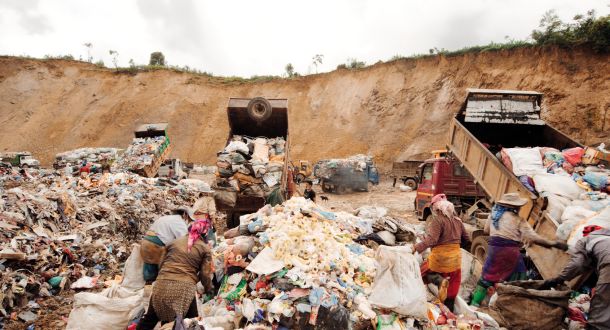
[558,229,610,284]
[149,215,188,246]
[157,236,213,292]
[415,214,469,253]
[484,211,543,242]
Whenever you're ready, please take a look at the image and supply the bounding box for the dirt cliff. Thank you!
[0,46,608,170]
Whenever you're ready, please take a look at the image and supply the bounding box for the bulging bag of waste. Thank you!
[368,246,427,319]
[487,280,570,330]
[214,190,238,208]
[66,244,146,329]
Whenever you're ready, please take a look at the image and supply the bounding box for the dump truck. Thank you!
[314,155,379,194]
[215,98,290,228]
[419,88,584,281]
[390,160,422,189]
[157,158,188,180]
[0,152,40,168]
[116,123,172,178]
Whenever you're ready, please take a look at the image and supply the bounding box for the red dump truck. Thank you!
[417,89,584,281]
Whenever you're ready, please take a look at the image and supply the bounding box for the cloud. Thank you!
[1,0,52,35]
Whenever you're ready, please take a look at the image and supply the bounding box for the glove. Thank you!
[540,278,563,290]
[554,241,569,251]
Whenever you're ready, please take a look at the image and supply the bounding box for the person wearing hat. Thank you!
[470,192,568,307]
[415,193,470,312]
[542,225,610,329]
[140,207,193,282]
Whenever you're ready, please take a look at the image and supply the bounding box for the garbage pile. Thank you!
[213,136,286,206]
[114,136,168,171]
[0,166,206,322]
[53,147,122,169]
[498,146,610,245]
[314,154,372,180]
[174,198,499,330]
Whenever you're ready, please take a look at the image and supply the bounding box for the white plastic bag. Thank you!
[561,206,597,224]
[533,173,583,200]
[66,244,145,330]
[568,206,610,246]
[224,141,249,154]
[368,246,427,318]
[544,193,572,222]
[504,147,543,176]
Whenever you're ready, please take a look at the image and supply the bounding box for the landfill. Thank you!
[53,147,122,169]
[498,146,610,245]
[169,197,499,330]
[0,164,210,326]
[213,136,286,205]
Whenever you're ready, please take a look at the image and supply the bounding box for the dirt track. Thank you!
[0,46,608,170]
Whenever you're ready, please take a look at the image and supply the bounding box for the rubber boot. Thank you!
[471,284,487,307]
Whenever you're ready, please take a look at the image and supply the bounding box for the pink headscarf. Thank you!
[432,200,457,219]
[187,215,212,252]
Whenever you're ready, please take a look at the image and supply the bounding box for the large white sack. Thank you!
[571,199,610,212]
[544,193,572,223]
[368,246,427,319]
[252,138,269,163]
[567,206,610,246]
[66,244,145,329]
[504,147,544,176]
[533,173,583,200]
[224,140,249,154]
[561,206,597,224]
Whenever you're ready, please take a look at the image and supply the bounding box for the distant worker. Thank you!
[470,193,568,306]
[79,160,91,176]
[140,208,193,282]
[542,225,610,330]
[168,166,175,179]
[303,180,316,202]
[137,218,214,329]
[414,194,469,312]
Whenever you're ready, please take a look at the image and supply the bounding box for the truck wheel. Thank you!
[247,97,273,122]
[295,173,305,184]
[404,178,418,190]
[336,185,347,194]
[471,236,490,264]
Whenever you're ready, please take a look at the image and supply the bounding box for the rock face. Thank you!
[0,46,608,170]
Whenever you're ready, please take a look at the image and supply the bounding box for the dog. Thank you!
[320,195,329,201]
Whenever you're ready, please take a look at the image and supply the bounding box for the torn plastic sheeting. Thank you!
[246,247,285,275]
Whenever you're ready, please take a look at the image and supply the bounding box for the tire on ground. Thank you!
[471,235,490,264]
[247,97,273,122]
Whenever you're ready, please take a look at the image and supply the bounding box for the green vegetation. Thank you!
[149,52,166,66]
[532,10,609,53]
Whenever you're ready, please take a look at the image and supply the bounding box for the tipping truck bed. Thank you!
[447,89,582,280]
[215,98,290,227]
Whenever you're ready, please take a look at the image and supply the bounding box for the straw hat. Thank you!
[496,193,528,207]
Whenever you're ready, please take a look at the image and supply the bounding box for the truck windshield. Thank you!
[422,164,433,181]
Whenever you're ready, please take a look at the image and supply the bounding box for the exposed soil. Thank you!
[0,46,608,171]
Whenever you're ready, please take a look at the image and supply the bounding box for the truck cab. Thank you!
[0,152,40,168]
[415,157,485,222]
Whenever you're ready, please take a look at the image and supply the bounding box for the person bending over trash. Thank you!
[470,193,568,307]
[137,217,214,329]
[542,225,610,330]
[140,207,193,282]
[414,194,470,312]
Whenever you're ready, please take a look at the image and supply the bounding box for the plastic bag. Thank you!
[66,245,147,329]
[568,206,610,246]
[544,193,571,222]
[503,147,544,176]
[368,246,427,318]
[562,147,585,166]
[533,173,582,200]
[224,140,249,154]
[213,190,237,208]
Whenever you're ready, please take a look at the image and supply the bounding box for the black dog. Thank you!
[320,195,329,201]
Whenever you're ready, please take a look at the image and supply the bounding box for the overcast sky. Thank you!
[0,0,607,77]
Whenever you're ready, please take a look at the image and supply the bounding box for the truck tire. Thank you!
[336,185,347,194]
[404,178,418,190]
[471,235,490,264]
[247,97,273,122]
